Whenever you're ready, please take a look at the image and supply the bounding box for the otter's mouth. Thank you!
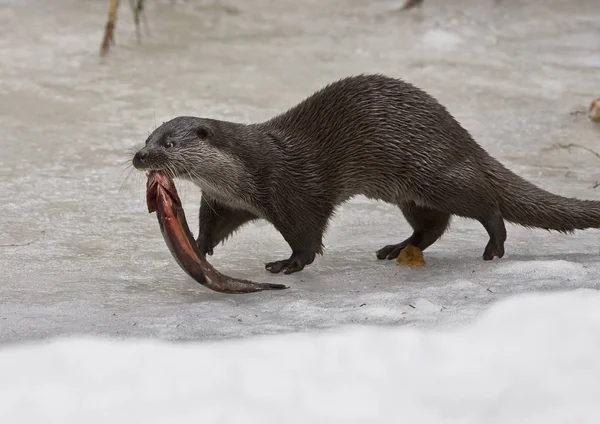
[146,170,181,213]
[132,149,177,177]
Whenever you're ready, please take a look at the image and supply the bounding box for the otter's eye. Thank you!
[196,127,208,139]
[165,142,173,149]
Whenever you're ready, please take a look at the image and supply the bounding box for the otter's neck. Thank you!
[191,123,278,217]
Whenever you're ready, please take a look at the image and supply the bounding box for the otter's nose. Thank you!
[132,150,148,169]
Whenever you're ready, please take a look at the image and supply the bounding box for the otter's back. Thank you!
[263,74,484,203]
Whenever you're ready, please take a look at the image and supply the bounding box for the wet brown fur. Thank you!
[133,74,600,274]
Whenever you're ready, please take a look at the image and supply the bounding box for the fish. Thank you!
[146,170,288,294]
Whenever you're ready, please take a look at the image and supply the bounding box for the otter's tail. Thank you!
[488,159,600,232]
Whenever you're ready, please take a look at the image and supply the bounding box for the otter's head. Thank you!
[132,116,244,185]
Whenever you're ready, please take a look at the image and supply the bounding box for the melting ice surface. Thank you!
[0,0,599,418]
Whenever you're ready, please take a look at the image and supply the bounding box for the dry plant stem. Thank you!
[128,0,148,41]
[0,241,37,247]
[551,143,600,189]
[401,0,424,10]
[0,231,45,248]
[100,0,121,56]
[401,0,503,10]
[554,143,600,161]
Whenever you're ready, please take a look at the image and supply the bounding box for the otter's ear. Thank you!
[196,127,209,139]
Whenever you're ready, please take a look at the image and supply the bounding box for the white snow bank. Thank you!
[3,290,600,424]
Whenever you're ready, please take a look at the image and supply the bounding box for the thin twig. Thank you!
[128,0,149,42]
[0,231,46,248]
[401,0,424,10]
[546,143,600,189]
[141,5,151,37]
[100,0,121,56]
[552,143,600,160]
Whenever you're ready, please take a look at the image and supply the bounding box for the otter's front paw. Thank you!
[196,233,214,257]
[265,251,315,275]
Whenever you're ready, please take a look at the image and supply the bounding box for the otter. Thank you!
[132,74,600,275]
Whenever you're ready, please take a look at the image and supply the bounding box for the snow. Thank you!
[3,289,600,423]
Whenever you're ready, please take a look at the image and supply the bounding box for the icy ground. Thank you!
[1,0,599,345]
[3,290,600,423]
